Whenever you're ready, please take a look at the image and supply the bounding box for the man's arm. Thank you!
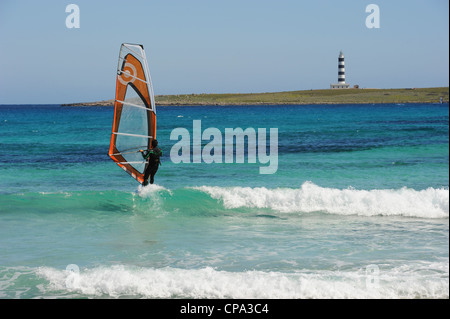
[139,149,150,159]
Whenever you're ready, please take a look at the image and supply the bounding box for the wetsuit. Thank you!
[141,147,162,185]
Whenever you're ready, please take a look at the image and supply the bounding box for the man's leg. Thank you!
[149,165,159,184]
[143,165,151,186]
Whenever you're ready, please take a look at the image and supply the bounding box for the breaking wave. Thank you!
[192,182,449,218]
[31,263,448,299]
[2,182,448,219]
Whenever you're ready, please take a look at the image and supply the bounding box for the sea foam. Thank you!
[193,182,449,218]
[36,263,449,299]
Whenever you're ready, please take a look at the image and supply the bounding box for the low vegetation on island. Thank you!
[62,87,448,106]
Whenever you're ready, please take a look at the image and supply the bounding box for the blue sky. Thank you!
[0,0,448,104]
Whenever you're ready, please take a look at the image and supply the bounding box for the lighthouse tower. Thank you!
[330,51,350,89]
[338,51,346,84]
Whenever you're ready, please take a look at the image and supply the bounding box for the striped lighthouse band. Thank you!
[338,51,345,83]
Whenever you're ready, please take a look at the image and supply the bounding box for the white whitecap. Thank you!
[192,182,449,218]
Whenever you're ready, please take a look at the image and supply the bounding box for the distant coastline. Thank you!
[61,87,449,106]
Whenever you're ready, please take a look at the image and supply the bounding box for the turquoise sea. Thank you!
[0,103,448,299]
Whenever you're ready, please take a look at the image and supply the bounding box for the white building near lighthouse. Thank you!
[330,51,350,89]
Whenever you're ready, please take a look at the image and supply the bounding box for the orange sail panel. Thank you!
[109,43,156,184]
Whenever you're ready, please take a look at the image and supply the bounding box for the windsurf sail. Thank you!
[109,43,156,184]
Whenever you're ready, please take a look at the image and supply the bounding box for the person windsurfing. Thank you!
[140,139,162,185]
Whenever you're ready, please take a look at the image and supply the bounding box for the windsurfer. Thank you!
[140,139,162,185]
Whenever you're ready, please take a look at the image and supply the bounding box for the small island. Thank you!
[62,87,448,106]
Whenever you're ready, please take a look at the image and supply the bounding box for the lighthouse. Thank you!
[330,51,350,89]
